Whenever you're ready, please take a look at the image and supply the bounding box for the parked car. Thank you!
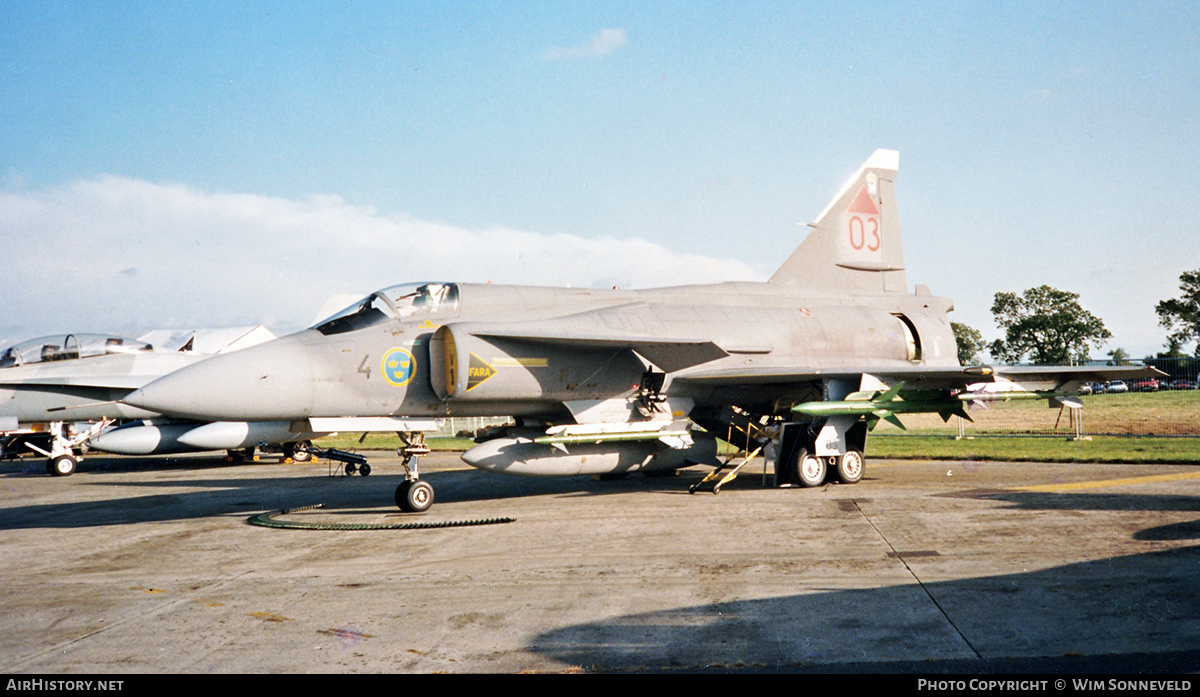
[1106,380,1129,393]
[1169,379,1198,390]
[1129,378,1159,392]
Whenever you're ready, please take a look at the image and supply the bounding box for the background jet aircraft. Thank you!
[122,150,1162,512]
[0,328,327,475]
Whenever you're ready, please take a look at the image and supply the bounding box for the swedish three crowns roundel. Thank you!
[381,347,416,387]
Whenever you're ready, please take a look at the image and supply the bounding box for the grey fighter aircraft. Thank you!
[0,328,330,474]
[122,150,1162,512]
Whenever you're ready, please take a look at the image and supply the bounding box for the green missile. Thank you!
[791,383,971,430]
[792,381,1081,430]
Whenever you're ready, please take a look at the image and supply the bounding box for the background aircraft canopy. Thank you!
[314,282,459,336]
[0,333,152,368]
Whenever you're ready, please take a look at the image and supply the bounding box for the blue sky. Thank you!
[2,1,1197,358]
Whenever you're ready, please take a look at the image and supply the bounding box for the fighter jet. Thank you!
[0,328,327,474]
[122,150,1162,512]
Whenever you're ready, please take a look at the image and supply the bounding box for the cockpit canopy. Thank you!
[0,334,153,369]
[313,282,460,336]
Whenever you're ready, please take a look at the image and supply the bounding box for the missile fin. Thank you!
[875,382,906,403]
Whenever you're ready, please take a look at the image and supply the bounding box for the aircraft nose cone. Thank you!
[124,336,316,421]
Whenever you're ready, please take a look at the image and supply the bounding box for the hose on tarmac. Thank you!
[248,504,515,530]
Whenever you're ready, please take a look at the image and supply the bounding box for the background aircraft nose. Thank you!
[124,337,316,421]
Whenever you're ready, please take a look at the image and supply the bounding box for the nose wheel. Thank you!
[394,431,434,513]
[47,454,78,477]
[395,479,434,513]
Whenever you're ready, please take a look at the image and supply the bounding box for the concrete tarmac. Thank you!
[2,450,1199,674]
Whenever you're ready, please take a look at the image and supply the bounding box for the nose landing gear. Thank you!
[395,479,434,513]
[394,431,434,513]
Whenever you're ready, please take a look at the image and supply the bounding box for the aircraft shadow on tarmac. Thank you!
[6,456,1200,673]
[4,455,1200,536]
[522,485,1200,673]
[528,543,1200,674]
[0,457,735,529]
[941,489,1200,543]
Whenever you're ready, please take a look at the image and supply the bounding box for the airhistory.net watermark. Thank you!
[5,681,123,692]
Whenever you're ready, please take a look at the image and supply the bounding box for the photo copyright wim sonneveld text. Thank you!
[918,679,1193,692]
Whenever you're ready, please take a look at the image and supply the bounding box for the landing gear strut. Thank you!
[309,432,434,510]
[394,431,434,513]
[776,417,868,488]
[26,421,109,477]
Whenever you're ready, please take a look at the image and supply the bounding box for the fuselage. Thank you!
[123,280,958,424]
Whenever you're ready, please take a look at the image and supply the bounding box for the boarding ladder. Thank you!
[689,409,772,495]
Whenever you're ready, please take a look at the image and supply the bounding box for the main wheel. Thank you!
[793,449,826,488]
[396,480,434,513]
[288,442,313,463]
[836,450,864,484]
[47,454,77,477]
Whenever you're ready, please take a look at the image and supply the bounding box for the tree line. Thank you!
[952,268,1200,369]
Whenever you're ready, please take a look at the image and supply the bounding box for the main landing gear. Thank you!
[283,441,314,463]
[790,447,865,487]
[777,416,868,488]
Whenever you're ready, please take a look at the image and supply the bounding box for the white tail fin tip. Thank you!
[769,149,907,293]
[863,149,899,172]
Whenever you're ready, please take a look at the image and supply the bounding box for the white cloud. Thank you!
[0,176,759,340]
[543,28,628,61]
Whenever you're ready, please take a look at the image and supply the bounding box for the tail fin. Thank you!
[769,149,906,293]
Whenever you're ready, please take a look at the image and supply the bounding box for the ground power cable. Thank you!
[248,503,514,530]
